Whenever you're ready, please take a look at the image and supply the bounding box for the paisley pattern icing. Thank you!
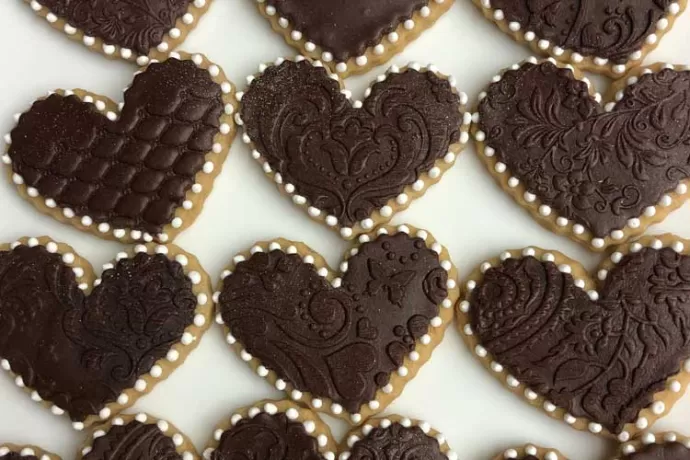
[0,245,196,422]
[83,421,181,460]
[478,61,690,238]
[218,233,448,413]
[469,247,690,434]
[349,423,446,460]
[240,59,462,228]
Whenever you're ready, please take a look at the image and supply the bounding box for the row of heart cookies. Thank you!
[1,399,688,460]
[5,52,690,251]
[4,224,690,445]
[22,1,688,79]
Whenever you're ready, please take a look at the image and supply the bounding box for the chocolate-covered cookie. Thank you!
[4,54,236,243]
[471,0,686,77]
[494,444,568,460]
[0,445,60,460]
[474,58,690,251]
[0,237,212,429]
[254,0,455,76]
[458,234,690,440]
[617,432,690,460]
[239,58,469,239]
[24,0,211,62]
[215,225,458,423]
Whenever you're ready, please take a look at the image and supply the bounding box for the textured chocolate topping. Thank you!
[469,247,690,433]
[0,245,196,422]
[218,233,448,413]
[0,454,39,460]
[627,442,690,460]
[37,0,193,55]
[349,423,446,460]
[9,58,223,236]
[211,413,324,460]
[241,59,461,228]
[265,0,429,61]
[479,61,690,238]
[83,420,181,460]
[488,1,673,63]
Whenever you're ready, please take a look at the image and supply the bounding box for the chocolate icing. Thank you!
[265,0,429,61]
[83,420,181,460]
[218,233,447,413]
[627,442,690,460]
[37,0,193,55]
[479,61,690,238]
[488,1,673,63]
[0,454,38,460]
[516,457,539,460]
[469,248,690,433]
[0,245,196,421]
[9,58,223,236]
[211,413,324,460]
[349,423,446,460]
[240,60,461,227]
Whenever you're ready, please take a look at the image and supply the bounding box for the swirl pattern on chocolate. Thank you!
[83,420,181,460]
[627,442,690,460]
[9,58,224,236]
[211,413,323,460]
[349,423,446,460]
[265,0,430,61]
[478,61,690,238]
[469,248,690,433]
[37,0,193,55]
[240,60,461,227]
[218,233,447,413]
[488,0,673,62]
[0,245,196,421]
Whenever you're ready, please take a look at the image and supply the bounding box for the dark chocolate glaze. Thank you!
[479,61,690,238]
[9,58,223,236]
[627,442,690,460]
[38,0,193,54]
[265,0,430,61]
[469,248,690,433]
[0,454,39,460]
[241,59,461,227]
[487,0,673,63]
[218,233,448,413]
[83,420,182,460]
[0,244,196,422]
[211,413,324,460]
[349,423,446,460]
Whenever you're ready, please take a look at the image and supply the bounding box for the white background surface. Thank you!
[1,1,690,459]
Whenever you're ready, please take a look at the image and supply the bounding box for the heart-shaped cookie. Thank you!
[473,58,690,251]
[238,57,469,239]
[4,53,236,243]
[0,445,59,460]
[458,234,690,440]
[79,412,198,459]
[254,0,455,77]
[0,236,213,429]
[214,225,458,423]
[203,400,456,460]
[495,445,568,460]
[471,0,686,77]
[616,432,690,460]
[24,0,211,63]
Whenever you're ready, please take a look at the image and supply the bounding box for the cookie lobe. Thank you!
[349,423,446,460]
[83,421,182,460]
[626,442,690,460]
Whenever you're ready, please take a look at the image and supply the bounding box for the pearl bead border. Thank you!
[0,444,59,460]
[457,233,690,440]
[340,415,457,460]
[0,236,213,430]
[616,432,690,459]
[236,56,470,241]
[203,400,337,460]
[495,444,567,460]
[472,57,690,252]
[213,224,459,424]
[24,0,212,63]
[3,52,236,244]
[79,413,197,460]
[472,0,686,78]
[254,0,454,77]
